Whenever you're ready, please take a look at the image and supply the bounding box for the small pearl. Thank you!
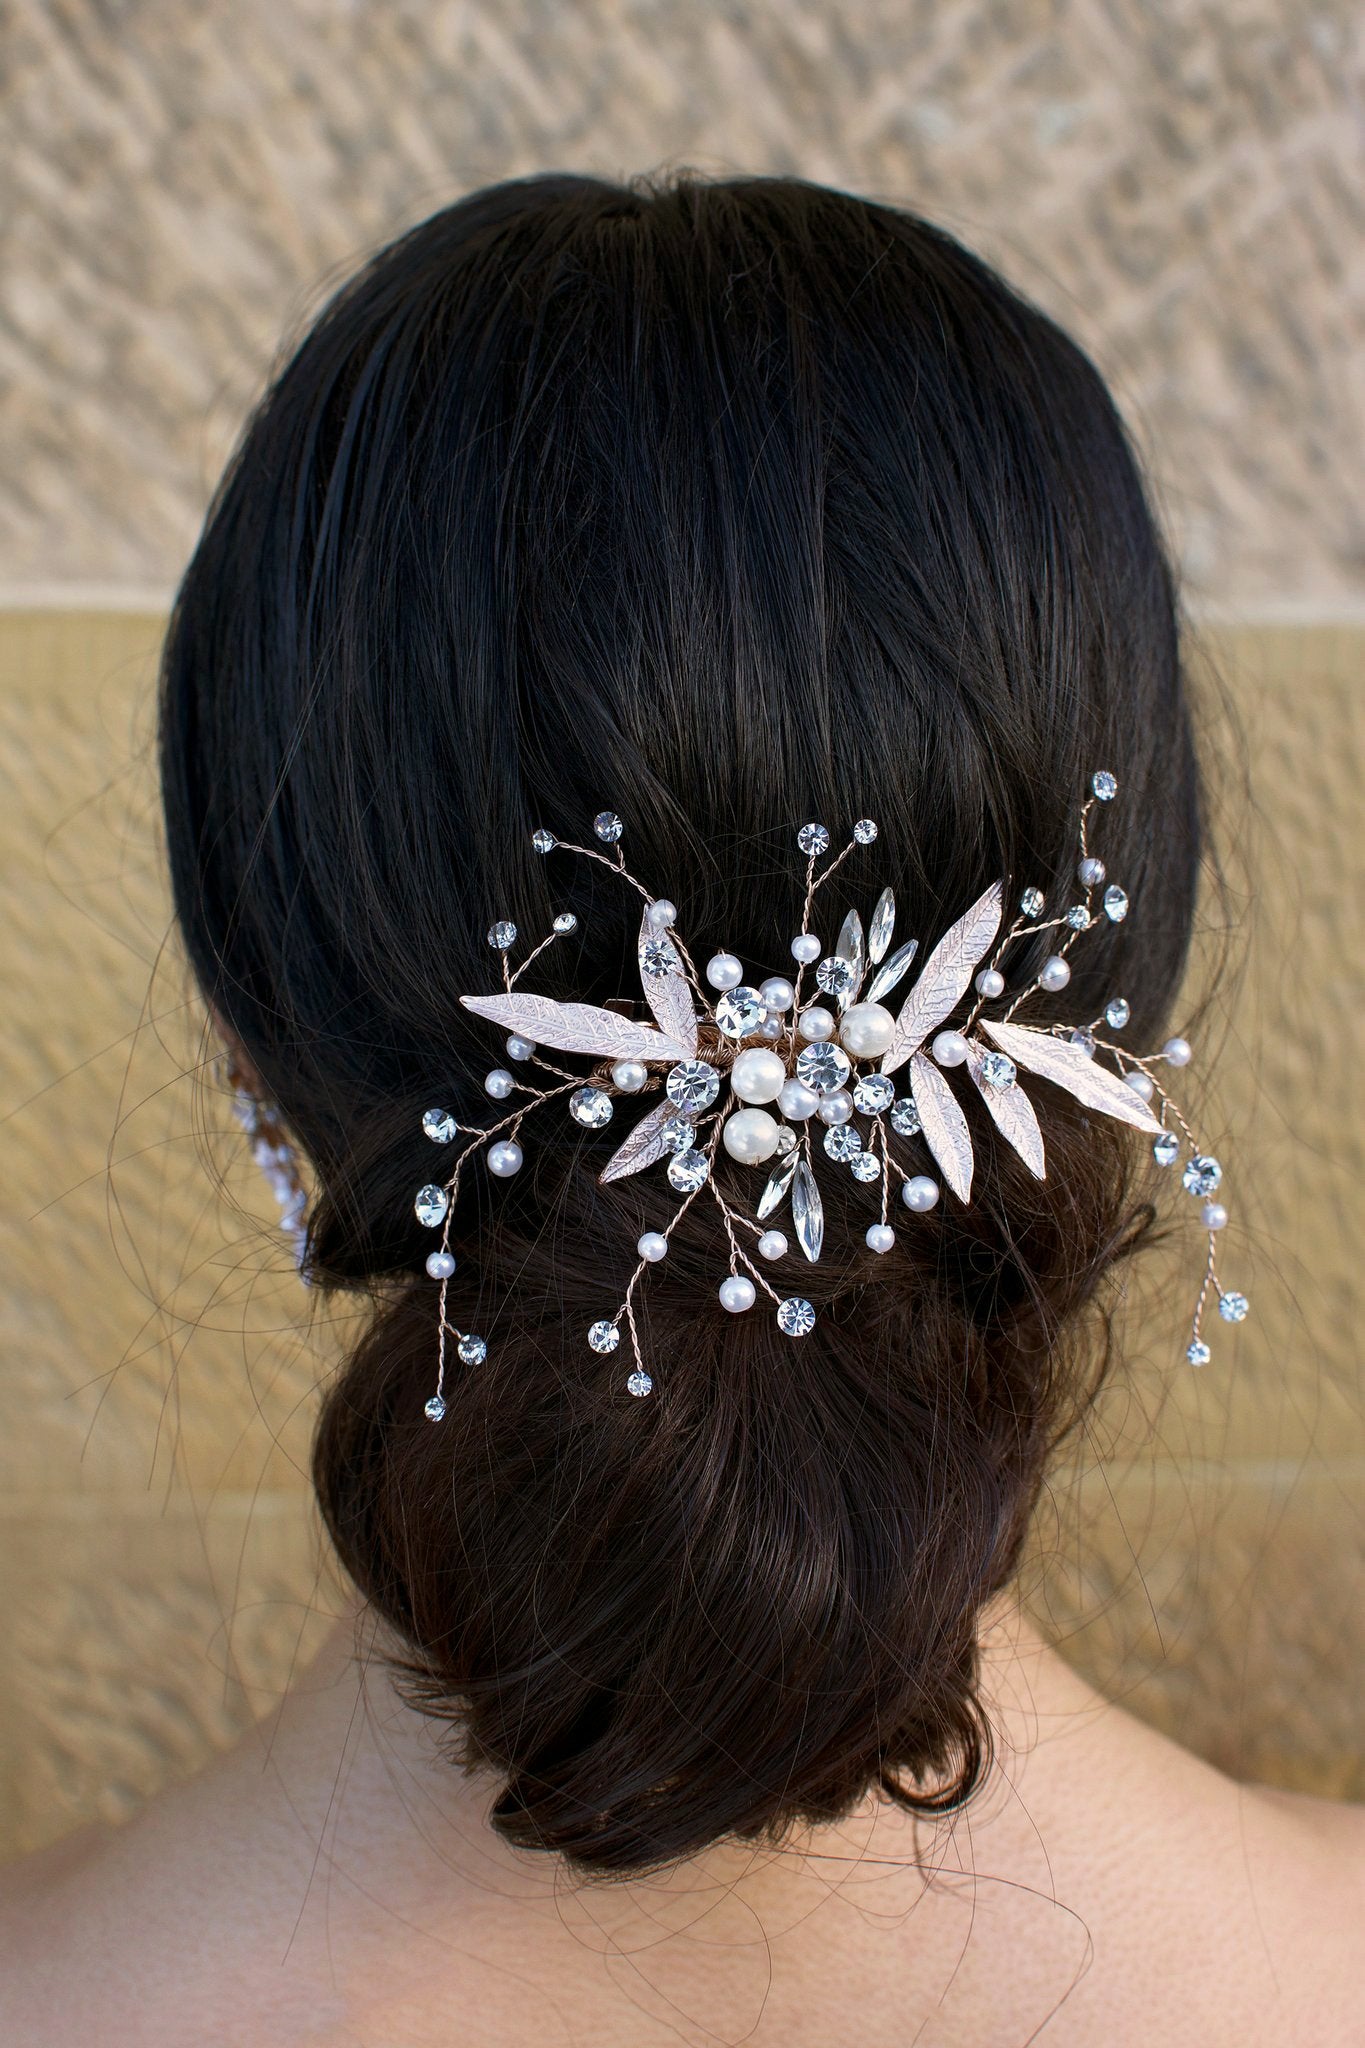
[638,1231,669,1262]
[648,899,677,928]
[865,1223,896,1254]
[1038,955,1071,993]
[506,1034,536,1061]
[1163,1037,1193,1067]
[1124,1070,1156,1101]
[756,1014,784,1041]
[1202,1202,1228,1231]
[790,933,822,964]
[611,1058,648,1093]
[931,1029,969,1067]
[706,951,744,991]
[757,1229,788,1261]
[484,1068,514,1100]
[759,976,795,1012]
[722,1106,781,1164]
[797,1006,836,1042]
[975,968,1005,999]
[839,1001,895,1059]
[778,1077,820,1120]
[425,1250,456,1280]
[1078,856,1107,887]
[487,1139,523,1177]
[816,1089,854,1126]
[731,1046,787,1104]
[902,1176,940,1213]
[719,1274,757,1313]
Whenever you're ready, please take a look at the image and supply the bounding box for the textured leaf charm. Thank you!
[909,1051,975,1201]
[967,1047,1046,1180]
[637,910,699,1055]
[980,1020,1164,1134]
[864,936,919,1006]
[791,1156,825,1262]
[757,1146,798,1221]
[868,886,896,967]
[881,883,1004,1074]
[460,992,687,1063]
[599,1097,679,1184]
[834,908,865,1009]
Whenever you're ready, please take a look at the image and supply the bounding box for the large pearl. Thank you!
[865,1224,895,1254]
[790,933,822,964]
[931,1029,969,1067]
[1038,956,1071,993]
[974,968,1005,999]
[425,1250,456,1280]
[484,1068,514,1099]
[638,1231,669,1262]
[1163,1037,1193,1067]
[647,898,677,928]
[797,1006,836,1042]
[760,976,795,1012]
[487,1140,523,1177]
[1124,1070,1156,1102]
[722,1107,781,1164]
[778,1077,820,1120]
[839,1001,895,1059]
[902,1175,940,1212]
[706,952,744,991]
[817,1089,854,1126]
[611,1058,648,1093]
[730,1046,787,1104]
[757,1229,788,1260]
[718,1274,757,1313]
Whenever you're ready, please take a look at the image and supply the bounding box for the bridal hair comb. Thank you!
[414,774,1247,1415]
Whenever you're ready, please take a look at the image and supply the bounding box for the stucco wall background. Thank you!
[0,1,1361,1859]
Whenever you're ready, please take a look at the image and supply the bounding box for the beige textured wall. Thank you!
[1,0,1361,1860]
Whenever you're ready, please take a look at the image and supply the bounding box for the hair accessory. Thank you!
[224,1056,310,1274]
[415,774,1245,1412]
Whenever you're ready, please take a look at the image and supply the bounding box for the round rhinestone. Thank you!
[1105,997,1131,1030]
[531,827,556,853]
[822,1123,862,1163]
[666,1060,720,1112]
[588,1319,621,1354]
[714,985,765,1038]
[1069,1028,1096,1057]
[777,1297,816,1337]
[414,1184,449,1228]
[569,1086,614,1128]
[660,1113,696,1151]
[1153,1131,1179,1167]
[667,1147,710,1194]
[641,936,676,979]
[1092,770,1118,801]
[977,1050,1017,1090]
[422,1108,458,1144]
[1103,885,1129,923]
[627,1369,653,1398]
[795,1041,851,1095]
[1019,887,1045,918]
[849,1150,882,1183]
[457,1334,487,1365]
[1078,857,1107,886]
[889,1097,922,1137]
[815,956,856,998]
[853,818,878,843]
[1181,1154,1222,1198]
[1218,1291,1250,1324]
[593,811,623,842]
[553,911,578,934]
[797,823,830,855]
[853,1073,895,1115]
[1186,1338,1211,1367]
[1066,904,1091,931]
[487,920,517,949]
[424,1394,447,1422]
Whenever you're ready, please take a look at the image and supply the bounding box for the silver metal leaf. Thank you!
[460,992,687,1064]
[599,1098,678,1184]
[864,936,919,1006]
[868,886,896,966]
[756,1146,798,1221]
[881,883,1004,1075]
[791,1156,825,1262]
[980,1020,1164,1134]
[834,908,865,1009]
[967,1048,1046,1181]
[909,1051,975,1202]
[637,910,699,1055]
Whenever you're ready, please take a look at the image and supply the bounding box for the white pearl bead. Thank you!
[759,976,795,1012]
[778,1077,820,1120]
[839,1001,895,1059]
[797,1006,836,1042]
[817,1089,854,1126]
[931,1029,969,1067]
[484,1068,514,1099]
[1078,857,1106,886]
[426,1250,456,1280]
[487,1139,523,1177]
[974,968,1005,999]
[719,1274,757,1313]
[1201,1201,1228,1231]
[706,951,744,991]
[756,1013,784,1041]
[730,1046,787,1104]
[505,1034,536,1061]
[790,933,822,964]
[865,1223,896,1254]
[647,898,677,928]
[611,1058,648,1093]
[902,1175,940,1212]
[638,1231,669,1262]
[721,1106,781,1164]
[757,1229,788,1261]
[1124,1070,1156,1101]
[1038,955,1071,992]
[1163,1036,1193,1067]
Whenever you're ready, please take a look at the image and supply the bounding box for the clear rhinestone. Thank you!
[1019,887,1045,918]
[1218,1291,1250,1324]
[1078,857,1107,886]
[865,936,919,1006]
[641,936,676,980]
[978,1050,1017,1090]
[868,887,896,966]
[488,920,517,949]
[1066,904,1091,931]
[849,1150,882,1183]
[423,1108,458,1144]
[588,1319,621,1354]
[714,985,765,1038]
[660,1112,696,1151]
[777,1296,816,1337]
[853,1072,895,1115]
[1103,885,1129,923]
[424,1394,447,1422]
[1105,997,1131,1030]
[815,955,856,998]
[457,1334,487,1365]
[1069,1028,1096,1057]
[666,1060,720,1112]
[1181,1154,1222,1197]
[791,1159,824,1262]
[1092,770,1118,801]
[531,828,556,854]
[667,1147,710,1194]
[569,1086,614,1128]
[795,1041,851,1095]
[774,1123,798,1154]
[1186,1338,1211,1367]
[822,1123,862,1162]
[553,911,578,934]
[414,1184,449,1228]
[627,1369,653,1398]
[594,811,623,842]
[797,823,830,855]
[757,1147,798,1220]
[890,1097,922,1137]
[1153,1131,1179,1167]
[853,818,878,843]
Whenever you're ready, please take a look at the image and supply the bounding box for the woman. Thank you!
[2,174,1359,2044]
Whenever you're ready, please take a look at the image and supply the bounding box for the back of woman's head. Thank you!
[160,172,1200,1874]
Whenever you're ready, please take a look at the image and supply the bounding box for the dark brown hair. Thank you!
[160,173,1200,1874]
